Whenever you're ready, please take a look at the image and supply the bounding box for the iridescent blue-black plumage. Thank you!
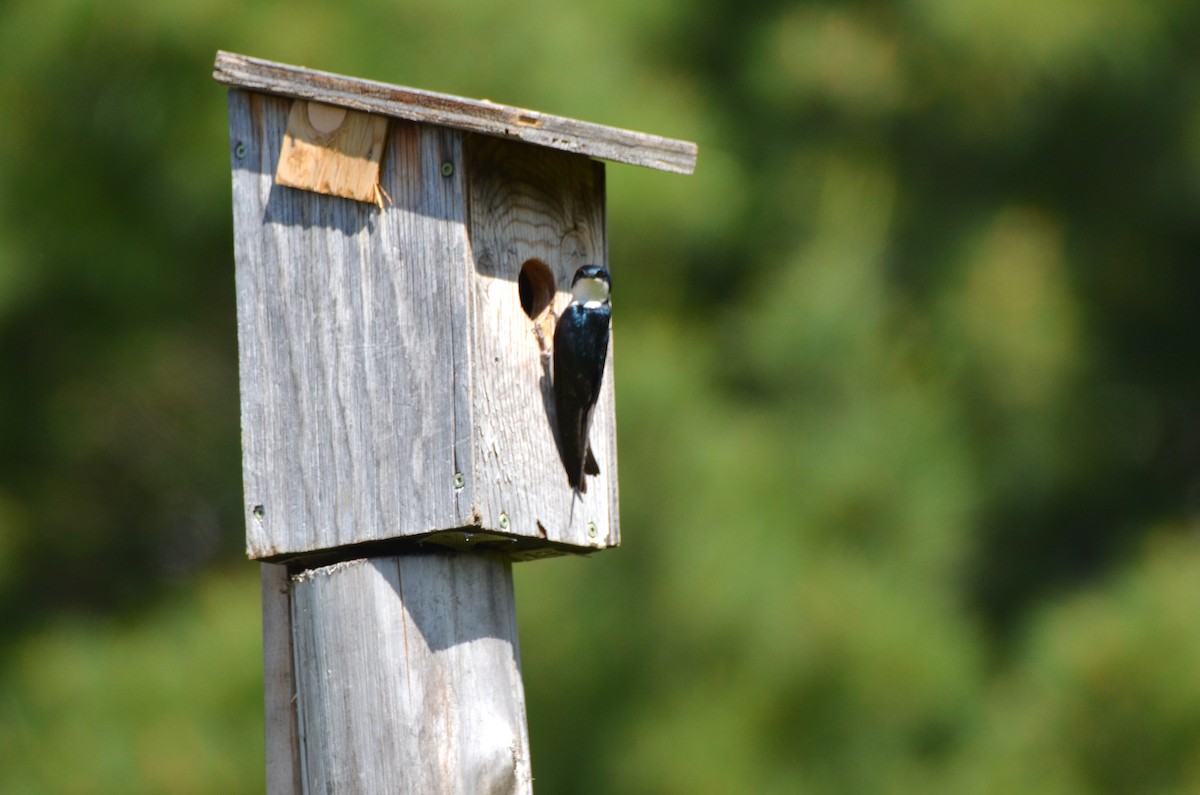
[553,265,611,491]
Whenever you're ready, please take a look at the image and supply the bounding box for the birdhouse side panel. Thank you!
[230,91,474,558]
[464,136,619,553]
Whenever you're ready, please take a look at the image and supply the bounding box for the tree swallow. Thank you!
[553,265,611,491]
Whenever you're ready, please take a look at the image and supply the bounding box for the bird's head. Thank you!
[570,265,611,307]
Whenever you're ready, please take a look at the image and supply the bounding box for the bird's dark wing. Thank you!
[553,304,610,489]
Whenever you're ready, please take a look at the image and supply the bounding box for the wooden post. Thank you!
[215,52,697,794]
[289,554,528,793]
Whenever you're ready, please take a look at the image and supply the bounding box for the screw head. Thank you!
[234,142,247,159]
[453,472,465,490]
[499,512,510,530]
[587,521,598,539]
[251,504,265,522]
[440,161,454,177]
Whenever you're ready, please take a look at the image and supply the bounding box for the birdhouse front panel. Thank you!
[464,135,619,555]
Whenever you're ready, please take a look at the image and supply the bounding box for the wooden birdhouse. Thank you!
[214,52,698,563]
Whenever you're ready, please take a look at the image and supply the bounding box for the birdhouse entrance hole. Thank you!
[518,258,556,320]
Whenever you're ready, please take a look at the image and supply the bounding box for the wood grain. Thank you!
[465,135,620,552]
[261,563,301,795]
[275,100,390,206]
[215,50,697,175]
[289,554,532,794]
[231,90,473,558]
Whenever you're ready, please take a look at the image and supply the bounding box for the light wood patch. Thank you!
[275,100,390,206]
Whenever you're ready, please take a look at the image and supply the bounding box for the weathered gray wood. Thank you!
[465,135,619,551]
[231,90,474,558]
[261,563,301,795]
[230,89,618,559]
[289,554,532,794]
[214,51,697,175]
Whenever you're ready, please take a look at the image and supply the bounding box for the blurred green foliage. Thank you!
[0,566,262,793]
[0,0,1198,792]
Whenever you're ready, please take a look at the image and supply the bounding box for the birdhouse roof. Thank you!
[213,51,697,175]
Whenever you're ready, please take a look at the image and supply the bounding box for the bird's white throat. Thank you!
[572,277,610,307]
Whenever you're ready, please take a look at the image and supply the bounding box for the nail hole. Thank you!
[518,258,556,320]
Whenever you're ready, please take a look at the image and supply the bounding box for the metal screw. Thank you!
[453,472,465,490]
[499,512,510,530]
[234,142,247,159]
[252,504,265,522]
[440,161,454,177]
[587,521,598,539]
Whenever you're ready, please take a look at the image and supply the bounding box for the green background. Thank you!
[2,0,1199,792]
